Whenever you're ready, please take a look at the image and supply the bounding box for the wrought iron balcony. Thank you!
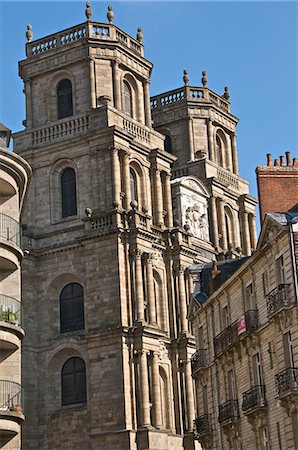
[0,380,23,413]
[242,385,266,414]
[266,284,293,318]
[191,349,208,375]
[275,368,298,399]
[218,400,239,425]
[194,414,212,438]
[214,310,258,358]
[0,295,23,327]
[0,213,21,247]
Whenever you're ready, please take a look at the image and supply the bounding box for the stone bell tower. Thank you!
[13,3,209,449]
[151,70,257,259]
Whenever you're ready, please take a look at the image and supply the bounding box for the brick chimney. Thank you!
[256,151,298,224]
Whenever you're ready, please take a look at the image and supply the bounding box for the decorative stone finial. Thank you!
[107,5,114,23]
[183,69,189,86]
[136,27,143,43]
[201,70,208,87]
[85,2,92,21]
[26,24,33,43]
[223,85,230,100]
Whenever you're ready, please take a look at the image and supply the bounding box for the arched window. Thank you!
[124,81,133,116]
[130,168,138,203]
[61,168,77,218]
[61,357,86,405]
[60,283,84,333]
[57,79,73,119]
[224,207,234,248]
[215,135,223,165]
[164,135,172,153]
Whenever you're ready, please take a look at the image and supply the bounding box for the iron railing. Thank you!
[266,284,292,318]
[218,400,239,425]
[0,294,23,327]
[242,385,266,413]
[214,310,258,357]
[194,414,212,437]
[191,349,208,375]
[275,368,298,398]
[0,380,23,411]
[0,213,21,247]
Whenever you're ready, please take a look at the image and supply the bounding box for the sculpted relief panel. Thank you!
[172,177,210,241]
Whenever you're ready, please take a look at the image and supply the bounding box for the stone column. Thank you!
[231,134,239,175]
[151,352,162,428]
[111,147,121,206]
[146,255,156,325]
[177,265,188,333]
[144,80,152,127]
[89,57,96,108]
[207,120,215,161]
[188,117,195,161]
[165,174,173,228]
[155,169,164,227]
[24,78,33,128]
[218,198,227,250]
[250,215,258,250]
[243,211,251,256]
[139,350,151,427]
[112,60,121,110]
[135,250,144,322]
[226,135,233,171]
[122,151,131,209]
[210,196,219,248]
[185,358,195,431]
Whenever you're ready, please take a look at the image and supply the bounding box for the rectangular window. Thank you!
[202,385,208,414]
[260,426,270,450]
[222,304,230,329]
[283,331,294,368]
[198,326,204,349]
[227,369,236,400]
[262,271,269,297]
[252,352,263,385]
[276,255,285,285]
[245,283,255,310]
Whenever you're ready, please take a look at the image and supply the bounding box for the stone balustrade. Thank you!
[26,22,143,57]
[151,85,230,113]
[217,168,240,190]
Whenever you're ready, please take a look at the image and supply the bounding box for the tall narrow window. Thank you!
[164,135,172,153]
[215,135,223,165]
[124,81,132,116]
[252,352,263,386]
[61,357,86,405]
[276,255,285,285]
[227,368,236,399]
[57,79,73,119]
[60,283,84,333]
[61,168,77,218]
[283,331,294,368]
[130,168,138,203]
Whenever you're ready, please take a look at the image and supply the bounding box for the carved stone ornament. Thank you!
[26,24,33,43]
[159,341,168,360]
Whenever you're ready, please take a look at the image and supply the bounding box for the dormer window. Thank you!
[57,79,73,119]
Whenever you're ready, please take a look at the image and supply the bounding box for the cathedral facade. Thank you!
[13,4,257,449]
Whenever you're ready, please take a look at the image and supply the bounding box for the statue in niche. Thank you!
[185,202,209,240]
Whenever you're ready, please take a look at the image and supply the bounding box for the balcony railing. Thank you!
[0,380,23,412]
[0,213,21,247]
[275,367,298,398]
[214,310,258,358]
[191,349,208,375]
[218,400,239,425]
[266,284,293,318]
[242,385,266,414]
[0,295,23,327]
[194,414,212,438]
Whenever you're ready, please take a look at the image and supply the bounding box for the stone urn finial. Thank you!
[85,2,92,21]
[26,24,33,43]
[107,5,114,23]
[223,85,230,100]
[183,69,190,86]
[136,27,143,43]
[201,70,208,87]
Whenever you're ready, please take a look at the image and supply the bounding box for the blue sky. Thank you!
[0,1,297,204]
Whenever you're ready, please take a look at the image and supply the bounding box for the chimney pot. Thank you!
[280,155,285,166]
[274,159,279,166]
[267,153,273,166]
[293,158,298,167]
[285,151,291,166]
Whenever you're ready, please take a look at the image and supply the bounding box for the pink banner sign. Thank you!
[237,315,246,335]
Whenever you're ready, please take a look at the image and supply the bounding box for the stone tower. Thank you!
[13,3,256,450]
[151,73,257,259]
